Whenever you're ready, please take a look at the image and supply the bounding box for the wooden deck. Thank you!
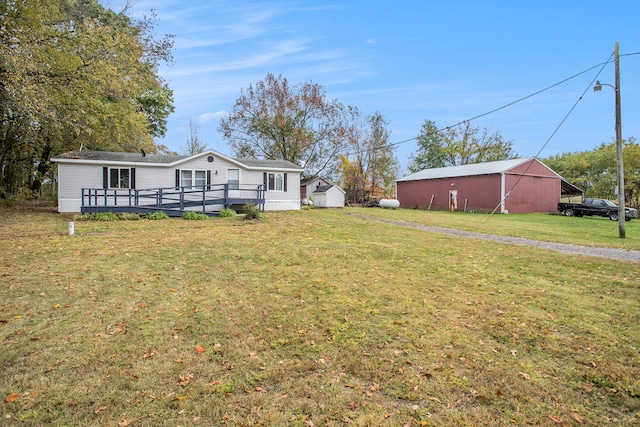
[81,184,265,217]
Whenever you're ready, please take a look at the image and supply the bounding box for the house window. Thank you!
[109,168,130,189]
[180,170,206,188]
[181,170,192,188]
[268,172,283,191]
[228,169,239,190]
[195,170,206,188]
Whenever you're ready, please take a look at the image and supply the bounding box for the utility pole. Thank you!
[614,42,625,238]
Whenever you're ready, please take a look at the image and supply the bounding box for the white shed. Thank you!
[312,184,345,208]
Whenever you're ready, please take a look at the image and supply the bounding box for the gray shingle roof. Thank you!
[235,158,303,170]
[52,150,303,170]
[313,185,334,193]
[396,158,531,182]
[52,151,186,164]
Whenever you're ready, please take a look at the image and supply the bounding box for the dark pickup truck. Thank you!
[558,198,638,221]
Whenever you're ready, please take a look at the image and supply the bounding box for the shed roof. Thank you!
[396,158,533,182]
[312,184,345,194]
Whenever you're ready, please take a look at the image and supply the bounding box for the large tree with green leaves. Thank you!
[408,120,517,172]
[218,73,346,177]
[0,0,174,197]
[338,107,398,202]
[543,138,640,207]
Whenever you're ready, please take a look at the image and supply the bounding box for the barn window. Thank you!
[109,168,130,189]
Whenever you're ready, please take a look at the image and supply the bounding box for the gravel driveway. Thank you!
[349,213,640,263]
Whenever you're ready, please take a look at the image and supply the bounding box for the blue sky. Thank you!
[109,0,639,174]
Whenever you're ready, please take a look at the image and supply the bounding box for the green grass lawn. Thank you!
[1,207,639,426]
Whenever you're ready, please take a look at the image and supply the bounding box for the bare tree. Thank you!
[182,118,207,155]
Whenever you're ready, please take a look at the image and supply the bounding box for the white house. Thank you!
[312,184,345,208]
[51,150,304,214]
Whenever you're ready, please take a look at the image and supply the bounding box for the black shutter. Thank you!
[263,172,267,192]
[103,167,108,189]
[284,173,288,192]
[130,168,136,189]
[206,170,211,190]
[175,169,180,188]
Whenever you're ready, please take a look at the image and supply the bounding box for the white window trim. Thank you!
[109,167,130,189]
[180,169,207,188]
[268,172,284,192]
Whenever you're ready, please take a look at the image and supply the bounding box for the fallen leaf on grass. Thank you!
[178,373,194,387]
[118,419,131,427]
[571,412,584,423]
[255,387,267,393]
[195,345,206,354]
[108,323,127,335]
[143,349,159,359]
[519,372,530,380]
[94,406,107,414]
[548,415,563,423]
[6,393,20,403]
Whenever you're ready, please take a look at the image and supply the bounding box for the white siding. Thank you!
[325,187,345,207]
[264,171,301,210]
[313,186,344,208]
[57,163,101,211]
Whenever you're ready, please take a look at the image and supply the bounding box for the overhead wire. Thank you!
[341,58,619,158]
[488,50,616,215]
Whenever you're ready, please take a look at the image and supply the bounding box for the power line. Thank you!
[489,51,615,215]
[341,58,621,159]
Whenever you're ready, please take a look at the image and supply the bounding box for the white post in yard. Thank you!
[68,221,74,236]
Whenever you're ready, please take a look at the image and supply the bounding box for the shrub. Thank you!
[182,211,209,220]
[242,202,263,221]
[75,212,119,221]
[219,208,237,218]
[0,196,17,207]
[72,213,92,221]
[146,211,169,220]
[118,212,141,220]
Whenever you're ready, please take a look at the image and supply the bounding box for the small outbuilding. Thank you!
[312,184,345,208]
[396,158,582,214]
[300,177,331,200]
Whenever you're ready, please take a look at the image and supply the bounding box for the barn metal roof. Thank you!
[396,158,533,182]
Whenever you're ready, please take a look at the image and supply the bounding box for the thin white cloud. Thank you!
[162,38,312,77]
[198,111,227,124]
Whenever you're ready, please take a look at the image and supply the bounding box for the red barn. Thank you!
[396,158,582,214]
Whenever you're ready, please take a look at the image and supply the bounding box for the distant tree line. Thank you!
[0,0,174,198]
[543,139,640,208]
